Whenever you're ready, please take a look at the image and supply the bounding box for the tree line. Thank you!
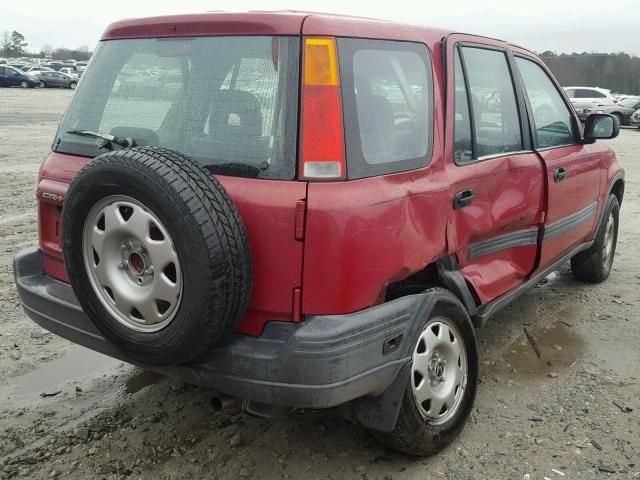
[540,51,640,95]
[1,30,92,61]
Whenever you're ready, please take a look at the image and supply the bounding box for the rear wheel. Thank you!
[369,289,478,456]
[39,81,45,88]
[70,82,77,89]
[19,80,29,88]
[612,112,623,127]
[571,194,619,283]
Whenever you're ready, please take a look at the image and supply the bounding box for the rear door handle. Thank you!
[554,167,567,183]
[453,189,475,210]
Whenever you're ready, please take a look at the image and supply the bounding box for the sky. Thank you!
[2,0,640,56]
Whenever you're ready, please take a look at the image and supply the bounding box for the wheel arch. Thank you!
[610,176,625,206]
[384,256,480,322]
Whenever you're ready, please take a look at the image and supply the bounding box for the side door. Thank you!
[0,67,6,86]
[512,54,602,267]
[53,73,66,87]
[4,68,20,87]
[444,36,545,305]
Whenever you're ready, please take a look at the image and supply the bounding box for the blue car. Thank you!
[0,66,39,88]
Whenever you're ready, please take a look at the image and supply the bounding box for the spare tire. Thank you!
[61,147,252,366]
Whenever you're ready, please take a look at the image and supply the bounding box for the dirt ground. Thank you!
[1,88,639,480]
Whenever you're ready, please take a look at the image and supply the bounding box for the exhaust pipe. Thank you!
[210,394,237,411]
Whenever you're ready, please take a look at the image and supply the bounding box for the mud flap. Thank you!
[343,361,411,432]
[343,287,447,432]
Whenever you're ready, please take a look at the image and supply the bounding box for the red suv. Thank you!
[14,12,624,455]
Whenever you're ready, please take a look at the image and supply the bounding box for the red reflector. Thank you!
[300,85,346,179]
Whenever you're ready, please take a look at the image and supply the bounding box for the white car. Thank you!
[22,66,55,77]
[59,67,79,79]
[563,86,617,111]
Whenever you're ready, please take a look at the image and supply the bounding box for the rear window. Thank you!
[338,39,433,179]
[54,36,299,180]
[576,88,606,99]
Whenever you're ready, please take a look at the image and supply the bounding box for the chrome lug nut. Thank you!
[121,241,130,250]
[143,266,154,277]
[137,246,146,254]
[118,262,128,270]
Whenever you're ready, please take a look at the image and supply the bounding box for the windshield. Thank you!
[54,36,299,179]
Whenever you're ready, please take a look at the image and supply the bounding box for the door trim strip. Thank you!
[468,227,539,260]
[543,202,597,241]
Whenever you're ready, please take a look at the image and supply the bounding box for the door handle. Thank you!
[453,189,475,210]
[554,167,567,183]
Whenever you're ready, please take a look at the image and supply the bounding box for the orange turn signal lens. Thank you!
[304,38,339,86]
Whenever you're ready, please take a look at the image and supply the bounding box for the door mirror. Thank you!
[583,113,619,143]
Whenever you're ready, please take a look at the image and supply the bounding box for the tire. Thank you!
[39,81,45,88]
[612,112,623,127]
[20,80,29,88]
[369,288,478,456]
[70,82,77,89]
[571,194,619,283]
[61,147,252,366]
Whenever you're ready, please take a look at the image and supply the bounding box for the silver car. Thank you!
[564,86,616,111]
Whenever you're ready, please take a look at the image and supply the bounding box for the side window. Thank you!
[515,57,576,149]
[338,38,433,179]
[565,89,576,98]
[453,51,473,164]
[460,46,523,158]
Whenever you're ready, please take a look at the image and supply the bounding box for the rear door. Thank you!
[445,36,545,304]
[0,67,6,86]
[513,55,602,267]
[53,73,66,86]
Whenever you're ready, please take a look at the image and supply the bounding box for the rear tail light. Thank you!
[299,37,346,180]
[613,99,619,104]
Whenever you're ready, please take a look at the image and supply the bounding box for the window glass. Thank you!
[516,57,575,148]
[338,38,432,179]
[54,36,299,180]
[453,51,473,164]
[576,89,606,98]
[564,89,576,98]
[352,48,430,165]
[461,47,522,157]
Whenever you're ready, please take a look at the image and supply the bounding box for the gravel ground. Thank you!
[1,88,639,480]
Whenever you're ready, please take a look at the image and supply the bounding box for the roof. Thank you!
[101,11,453,46]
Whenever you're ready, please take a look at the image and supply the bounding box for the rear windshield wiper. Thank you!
[66,130,136,150]
[205,162,269,177]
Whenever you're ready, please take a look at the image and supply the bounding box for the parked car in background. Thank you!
[564,86,617,111]
[37,71,78,89]
[43,62,63,71]
[0,59,7,64]
[21,65,55,76]
[631,109,640,128]
[76,61,88,71]
[59,67,79,79]
[0,66,40,88]
[579,101,639,125]
[619,97,640,109]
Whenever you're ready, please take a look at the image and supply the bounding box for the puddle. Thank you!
[7,347,121,398]
[125,370,166,394]
[492,322,585,377]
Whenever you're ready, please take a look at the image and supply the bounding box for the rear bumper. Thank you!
[14,247,418,408]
